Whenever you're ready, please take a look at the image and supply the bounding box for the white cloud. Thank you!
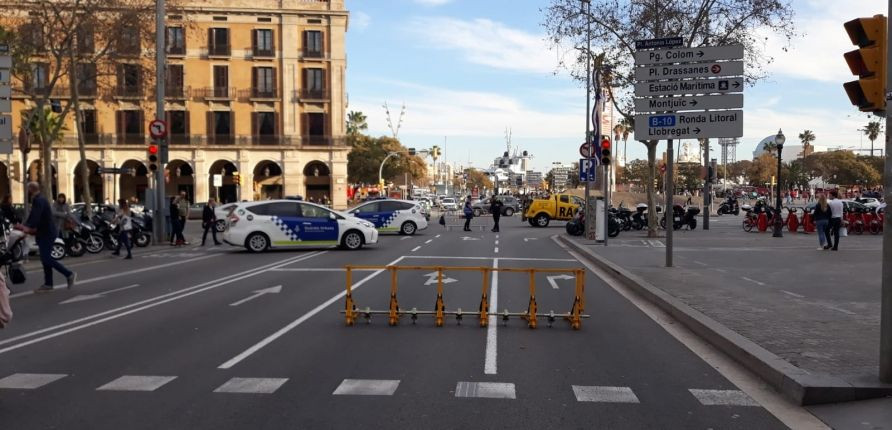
[351,11,371,32]
[413,0,452,5]
[405,17,566,74]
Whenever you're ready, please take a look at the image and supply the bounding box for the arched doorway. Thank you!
[303,161,331,204]
[208,160,238,204]
[0,162,9,200]
[253,160,283,200]
[27,160,58,198]
[119,160,149,204]
[165,160,195,203]
[73,160,103,203]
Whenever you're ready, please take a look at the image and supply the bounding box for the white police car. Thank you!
[223,200,378,252]
[348,199,429,235]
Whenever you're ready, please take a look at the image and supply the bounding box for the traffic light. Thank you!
[600,137,612,165]
[408,147,416,156]
[843,15,887,113]
[233,172,241,185]
[9,161,20,181]
[147,144,159,171]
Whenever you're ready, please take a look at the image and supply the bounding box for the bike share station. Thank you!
[633,38,745,267]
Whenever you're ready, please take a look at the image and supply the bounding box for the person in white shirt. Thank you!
[826,190,844,251]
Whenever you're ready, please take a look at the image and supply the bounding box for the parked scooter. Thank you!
[631,203,662,230]
[661,204,700,230]
[716,196,740,216]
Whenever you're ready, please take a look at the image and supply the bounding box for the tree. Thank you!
[465,169,492,191]
[346,111,368,137]
[543,0,795,237]
[346,135,427,184]
[747,154,777,186]
[798,129,815,158]
[676,163,702,193]
[545,170,555,190]
[804,151,881,187]
[762,139,777,156]
[864,120,883,157]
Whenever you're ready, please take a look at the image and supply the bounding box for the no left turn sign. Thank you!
[149,119,168,139]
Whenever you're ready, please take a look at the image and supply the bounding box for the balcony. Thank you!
[168,134,191,145]
[248,87,277,100]
[116,133,145,145]
[164,86,190,99]
[302,49,325,59]
[167,45,186,57]
[252,47,275,59]
[301,136,347,147]
[293,88,329,101]
[208,44,231,57]
[195,87,235,100]
[114,85,143,99]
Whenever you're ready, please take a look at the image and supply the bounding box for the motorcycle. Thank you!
[612,203,634,231]
[631,203,662,231]
[564,206,621,238]
[716,197,740,216]
[130,216,152,248]
[661,204,699,230]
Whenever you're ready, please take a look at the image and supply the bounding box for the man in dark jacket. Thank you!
[490,198,503,232]
[19,182,75,292]
[201,198,222,246]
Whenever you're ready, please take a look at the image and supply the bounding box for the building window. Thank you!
[166,27,185,55]
[303,112,326,145]
[254,112,276,143]
[24,22,45,52]
[209,28,230,56]
[208,111,233,144]
[76,63,97,96]
[165,64,184,98]
[253,29,274,57]
[117,22,140,55]
[80,110,97,135]
[28,63,48,92]
[76,25,94,54]
[213,65,228,98]
[304,30,323,58]
[117,110,144,144]
[302,68,325,98]
[167,110,189,144]
[253,67,275,98]
[117,64,141,97]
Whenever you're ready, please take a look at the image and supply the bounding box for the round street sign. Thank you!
[711,64,721,74]
[149,119,168,139]
[579,142,593,158]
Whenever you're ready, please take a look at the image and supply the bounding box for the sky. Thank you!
[345,0,887,173]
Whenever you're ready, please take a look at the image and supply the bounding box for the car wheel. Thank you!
[341,230,364,250]
[474,208,482,217]
[504,208,514,217]
[215,220,226,233]
[245,233,270,253]
[50,242,66,260]
[400,221,417,236]
[535,213,550,228]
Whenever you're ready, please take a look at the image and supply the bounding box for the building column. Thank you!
[331,158,347,210]
[283,158,304,200]
[193,153,209,203]
[239,172,255,201]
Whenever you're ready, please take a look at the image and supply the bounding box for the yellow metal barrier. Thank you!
[342,265,589,330]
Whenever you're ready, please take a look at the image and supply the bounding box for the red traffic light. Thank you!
[601,138,611,150]
[148,144,159,155]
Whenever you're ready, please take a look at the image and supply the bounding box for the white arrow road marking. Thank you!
[60,284,140,304]
[229,285,283,307]
[461,237,480,241]
[547,275,575,290]
[400,236,412,241]
[523,238,538,242]
[423,272,457,286]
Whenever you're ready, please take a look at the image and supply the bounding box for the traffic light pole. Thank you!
[152,0,167,244]
[880,0,892,383]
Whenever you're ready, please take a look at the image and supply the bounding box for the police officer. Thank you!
[490,197,503,233]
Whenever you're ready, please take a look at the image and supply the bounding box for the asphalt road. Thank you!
[0,215,792,429]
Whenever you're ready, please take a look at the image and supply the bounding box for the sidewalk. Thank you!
[560,216,892,405]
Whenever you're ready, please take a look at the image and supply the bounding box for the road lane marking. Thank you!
[0,373,67,389]
[572,386,640,403]
[547,274,574,290]
[271,268,377,272]
[484,258,499,375]
[780,290,805,298]
[213,377,288,394]
[406,256,575,262]
[435,234,441,238]
[229,285,282,307]
[741,277,766,286]
[693,260,708,266]
[689,389,760,407]
[494,247,499,253]
[59,284,140,305]
[333,379,400,396]
[712,268,728,273]
[455,381,514,399]
[400,237,412,241]
[0,253,323,354]
[218,255,407,369]
[495,240,499,245]
[97,375,177,392]
[425,239,433,244]
[411,246,421,252]
[10,254,220,299]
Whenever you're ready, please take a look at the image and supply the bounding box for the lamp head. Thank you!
[775,129,786,148]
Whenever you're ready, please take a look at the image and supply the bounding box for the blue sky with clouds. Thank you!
[345,0,886,172]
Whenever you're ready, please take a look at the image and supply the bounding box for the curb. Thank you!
[558,235,892,406]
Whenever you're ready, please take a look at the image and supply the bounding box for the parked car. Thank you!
[348,199,429,235]
[471,195,520,217]
[440,197,458,211]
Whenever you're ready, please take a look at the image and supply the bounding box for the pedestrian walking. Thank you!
[175,192,189,246]
[167,196,178,245]
[463,196,474,232]
[826,190,844,251]
[17,182,76,293]
[52,193,71,239]
[490,197,503,233]
[112,199,133,259]
[812,195,831,250]
[201,198,222,246]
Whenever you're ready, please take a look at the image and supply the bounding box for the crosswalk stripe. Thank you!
[689,389,760,406]
[572,385,640,403]
[455,381,515,399]
[332,379,400,396]
[213,377,288,394]
[0,373,67,389]
[97,375,177,392]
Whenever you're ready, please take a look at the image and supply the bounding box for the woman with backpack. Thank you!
[463,196,474,232]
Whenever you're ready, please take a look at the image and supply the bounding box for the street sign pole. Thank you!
[880,0,892,383]
[666,139,674,267]
[153,0,167,244]
[703,138,710,230]
[582,0,594,241]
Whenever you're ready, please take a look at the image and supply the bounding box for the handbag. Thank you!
[438,214,446,226]
[0,275,12,328]
[840,226,848,237]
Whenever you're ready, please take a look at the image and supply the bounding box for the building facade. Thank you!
[2,0,350,208]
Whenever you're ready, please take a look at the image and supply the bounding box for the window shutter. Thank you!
[324,113,330,139]
[252,67,257,93]
[184,111,191,136]
[270,30,275,53]
[138,110,145,137]
[207,111,214,140]
[301,113,308,137]
[301,68,307,91]
[271,68,277,96]
[251,29,256,54]
[116,64,123,92]
[321,69,326,92]
[116,111,123,140]
[251,112,258,137]
[273,113,279,140]
[165,111,171,131]
[320,32,325,56]
[207,28,213,50]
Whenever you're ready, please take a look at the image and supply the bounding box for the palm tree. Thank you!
[619,116,632,165]
[864,120,883,157]
[798,129,815,157]
[762,139,777,156]
[346,111,368,136]
[26,108,67,198]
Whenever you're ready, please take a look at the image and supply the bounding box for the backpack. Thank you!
[438,214,446,226]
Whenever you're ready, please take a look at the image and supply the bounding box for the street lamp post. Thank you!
[773,129,786,238]
[378,152,400,192]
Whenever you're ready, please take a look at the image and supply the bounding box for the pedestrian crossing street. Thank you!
[0,372,761,407]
